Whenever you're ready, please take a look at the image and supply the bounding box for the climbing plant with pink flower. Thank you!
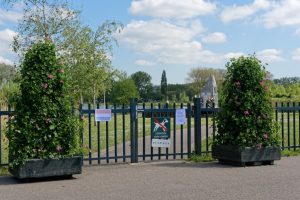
[6,41,80,167]
[215,55,280,147]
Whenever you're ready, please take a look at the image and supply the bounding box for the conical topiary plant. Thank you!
[7,41,79,167]
[215,55,280,148]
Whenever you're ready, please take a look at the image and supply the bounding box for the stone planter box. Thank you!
[9,156,82,179]
[212,145,281,166]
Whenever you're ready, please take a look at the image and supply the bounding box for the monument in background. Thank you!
[200,75,218,108]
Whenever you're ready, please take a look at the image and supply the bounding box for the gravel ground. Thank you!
[0,156,300,200]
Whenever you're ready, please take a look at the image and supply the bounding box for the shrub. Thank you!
[7,41,80,167]
[215,55,280,148]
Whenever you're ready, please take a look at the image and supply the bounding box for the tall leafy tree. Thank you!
[0,63,16,87]
[161,70,167,100]
[109,77,139,105]
[3,0,123,104]
[3,0,80,55]
[131,71,153,101]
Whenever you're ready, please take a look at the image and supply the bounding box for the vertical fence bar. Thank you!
[299,102,300,147]
[97,104,100,164]
[106,103,109,164]
[150,103,154,160]
[287,102,290,150]
[275,102,278,125]
[212,103,216,139]
[122,104,126,162]
[281,102,285,149]
[194,98,201,155]
[114,104,118,163]
[293,102,296,151]
[205,107,209,155]
[0,106,2,166]
[173,103,176,159]
[135,103,138,162]
[166,102,169,160]
[143,103,146,161]
[158,102,161,160]
[88,104,92,165]
[130,98,138,163]
[187,103,192,158]
[180,103,184,159]
[79,104,83,165]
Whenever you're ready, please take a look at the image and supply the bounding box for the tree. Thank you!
[3,0,80,55]
[109,77,139,105]
[185,67,226,97]
[3,0,123,103]
[161,70,167,100]
[131,71,153,101]
[62,22,122,104]
[0,63,16,87]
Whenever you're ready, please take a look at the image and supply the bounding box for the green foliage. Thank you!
[131,71,153,101]
[109,78,139,105]
[6,42,80,167]
[215,56,280,148]
[189,153,215,162]
[161,70,167,99]
[282,149,300,157]
[0,63,16,86]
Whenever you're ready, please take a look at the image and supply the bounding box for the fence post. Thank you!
[194,98,202,155]
[130,98,138,163]
[79,104,84,166]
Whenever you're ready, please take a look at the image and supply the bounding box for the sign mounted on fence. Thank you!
[95,109,112,122]
[151,117,170,148]
[176,109,186,125]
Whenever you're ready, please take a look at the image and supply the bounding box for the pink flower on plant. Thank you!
[44,118,51,124]
[41,83,48,89]
[56,145,62,152]
[80,115,84,120]
[59,69,64,73]
[235,81,240,86]
[264,86,269,91]
[244,110,250,115]
[260,80,265,86]
[263,133,269,139]
[48,74,54,79]
[256,143,262,149]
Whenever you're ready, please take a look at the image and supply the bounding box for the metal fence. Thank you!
[0,100,300,166]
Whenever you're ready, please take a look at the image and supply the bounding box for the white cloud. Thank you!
[0,4,22,24]
[220,0,271,23]
[262,0,300,28]
[295,28,300,36]
[0,28,18,42]
[292,48,300,60]
[0,56,13,65]
[129,0,216,19]
[116,20,222,65]
[223,52,245,60]
[256,49,284,62]
[0,29,18,65]
[202,32,227,43]
[135,59,156,66]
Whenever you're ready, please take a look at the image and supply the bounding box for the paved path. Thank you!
[1,156,300,200]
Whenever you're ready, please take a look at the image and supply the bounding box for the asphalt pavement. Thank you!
[1,156,300,200]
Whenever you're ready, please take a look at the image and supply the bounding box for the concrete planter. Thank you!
[9,156,82,179]
[212,145,281,166]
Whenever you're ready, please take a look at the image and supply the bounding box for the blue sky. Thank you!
[0,0,300,85]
